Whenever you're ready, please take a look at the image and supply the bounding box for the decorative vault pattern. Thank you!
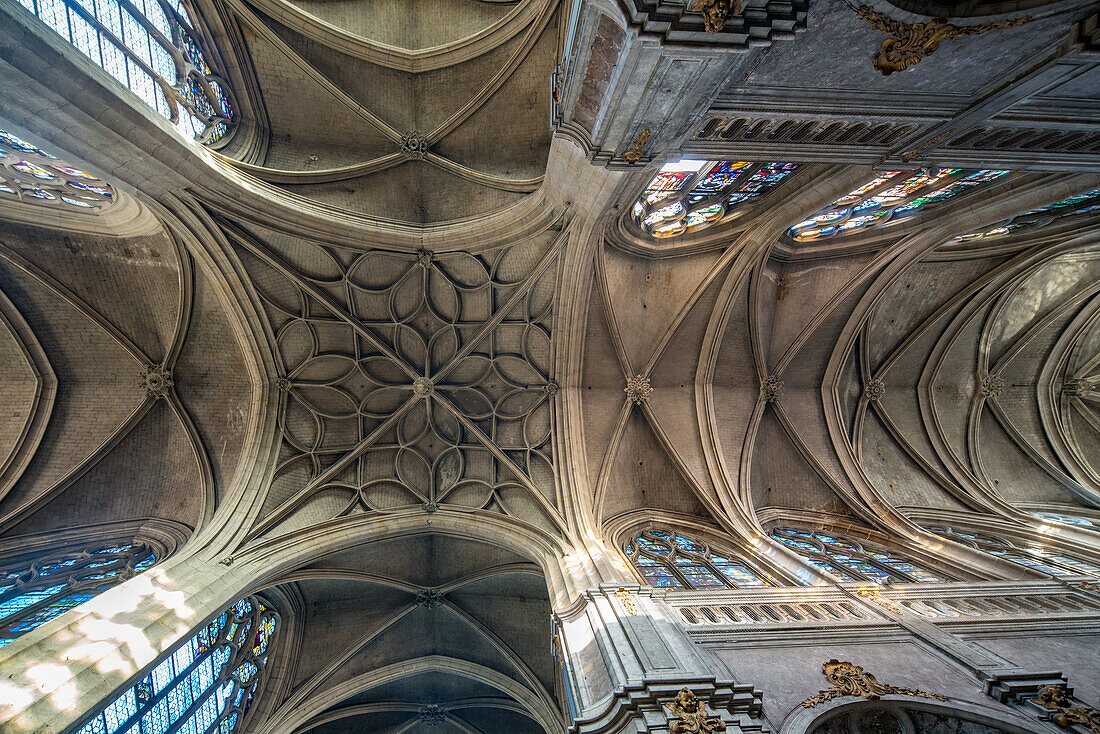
[226,223,565,539]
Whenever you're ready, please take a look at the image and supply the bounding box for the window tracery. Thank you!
[788,168,1011,242]
[769,528,943,584]
[0,542,156,648]
[631,159,800,239]
[73,597,277,734]
[950,188,1100,242]
[0,130,116,211]
[14,0,235,143]
[926,526,1100,578]
[625,528,775,589]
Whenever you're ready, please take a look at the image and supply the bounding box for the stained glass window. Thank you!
[927,526,1100,578]
[72,597,277,734]
[625,528,775,589]
[1035,512,1097,528]
[0,130,116,211]
[769,528,942,584]
[14,0,235,143]
[788,169,1012,242]
[0,543,156,648]
[950,188,1100,243]
[631,159,800,238]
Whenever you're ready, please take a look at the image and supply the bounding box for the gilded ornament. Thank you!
[856,6,1031,76]
[664,688,727,733]
[1030,685,1100,733]
[690,0,743,33]
[623,129,651,164]
[854,588,901,614]
[615,587,640,616]
[800,659,948,707]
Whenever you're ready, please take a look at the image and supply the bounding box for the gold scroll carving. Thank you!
[801,660,948,708]
[623,129,651,164]
[856,6,1030,76]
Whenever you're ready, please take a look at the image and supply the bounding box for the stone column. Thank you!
[555,583,766,734]
[0,553,252,734]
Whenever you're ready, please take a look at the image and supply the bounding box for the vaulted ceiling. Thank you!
[1,0,1100,732]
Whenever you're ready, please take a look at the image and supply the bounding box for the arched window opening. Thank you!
[0,130,116,211]
[631,159,800,239]
[788,168,1011,242]
[926,526,1100,578]
[769,528,943,584]
[625,528,776,589]
[14,0,235,143]
[950,188,1100,243]
[0,542,156,648]
[73,596,278,734]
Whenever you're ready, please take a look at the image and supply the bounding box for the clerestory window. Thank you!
[631,159,800,239]
[14,0,235,143]
[926,525,1100,578]
[0,542,156,648]
[788,169,1012,242]
[769,527,943,584]
[0,129,116,211]
[950,188,1100,243]
[625,528,775,590]
[72,597,278,734]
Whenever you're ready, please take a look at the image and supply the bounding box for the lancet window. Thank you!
[788,169,1011,242]
[926,526,1100,578]
[0,130,116,211]
[0,542,155,648]
[14,0,235,143]
[951,188,1100,243]
[769,528,943,584]
[74,597,278,734]
[625,528,775,589]
[631,159,800,239]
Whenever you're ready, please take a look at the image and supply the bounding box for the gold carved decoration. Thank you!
[854,588,902,614]
[623,129,650,164]
[1031,686,1100,733]
[856,6,1031,76]
[801,660,948,708]
[690,0,743,33]
[664,688,727,733]
[615,587,640,616]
